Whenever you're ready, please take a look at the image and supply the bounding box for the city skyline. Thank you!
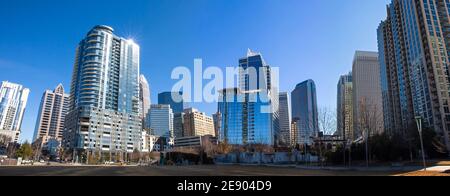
[0,0,391,142]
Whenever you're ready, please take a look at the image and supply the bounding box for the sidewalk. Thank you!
[217,162,424,172]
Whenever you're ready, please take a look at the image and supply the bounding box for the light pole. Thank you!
[415,116,427,171]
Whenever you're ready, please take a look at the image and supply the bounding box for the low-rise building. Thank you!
[174,135,217,148]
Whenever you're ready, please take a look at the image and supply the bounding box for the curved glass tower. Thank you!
[64,25,141,155]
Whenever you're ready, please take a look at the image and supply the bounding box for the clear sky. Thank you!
[0,0,390,143]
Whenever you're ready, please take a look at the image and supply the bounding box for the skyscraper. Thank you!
[218,88,244,144]
[352,51,384,138]
[291,80,318,145]
[337,72,354,141]
[146,104,174,138]
[158,91,184,113]
[378,0,450,152]
[217,50,279,146]
[173,112,184,138]
[278,92,291,146]
[63,25,142,154]
[33,84,69,146]
[377,2,414,136]
[140,74,151,126]
[0,81,30,142]
[183,108,215,137]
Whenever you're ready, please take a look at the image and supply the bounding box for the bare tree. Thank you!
[318,106,337,136]
[0,134,12,147]
[357,97,383,167]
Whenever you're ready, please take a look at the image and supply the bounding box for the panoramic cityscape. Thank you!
[1,0,450,177]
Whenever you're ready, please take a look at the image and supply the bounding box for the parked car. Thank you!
[21,160,34,165]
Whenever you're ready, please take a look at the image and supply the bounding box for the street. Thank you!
[0,165,443,176]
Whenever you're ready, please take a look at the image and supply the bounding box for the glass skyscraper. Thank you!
[158,91,184,113]
[63,25,142,154]
[378,0,450,152]
[0,81,30,142]
[218,88,275,145]
[278,92,291,146]
[217,50,279,146]
[291,79,318,145]
[146,104,174,138]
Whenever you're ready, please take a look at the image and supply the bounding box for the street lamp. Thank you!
[415,116,427,171]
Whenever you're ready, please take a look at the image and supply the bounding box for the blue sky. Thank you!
[0,0,390,142]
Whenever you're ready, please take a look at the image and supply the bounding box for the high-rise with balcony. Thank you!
[352,51,384,138]
[63,25,142,155]
[33,84,69,146]
[291,80,318,145]
[337,72,354,141]
[0,81,30,142]
[378,0,450,152]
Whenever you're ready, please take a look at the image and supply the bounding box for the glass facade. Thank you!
[218,88,275,145]
[278,92,291,146]
[64,25,142,153]
[291,80,318,145]
[146,104,174,138]
[158,91,184,113]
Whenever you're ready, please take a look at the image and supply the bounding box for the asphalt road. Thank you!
[0,165,406,176]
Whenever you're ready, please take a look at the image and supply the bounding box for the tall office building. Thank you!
[33,84,69,146]
[63,25,142,154]
[217,50,279,146]
[240,49,279,145]
[140,74,151,124]
[291,80,318,145]
[352,51,384,138]
[378,0,450,151]
[146,104,174,138]
[218,88,276,145]
[158,91,184,139]
[278,92,291,146]
[0,81,30,142]
[218,88,245,144]
[158,91,184,113]
[183,108,215,137]
[173,112,184,138]
[218,88,277,145]
[337,73,354,141]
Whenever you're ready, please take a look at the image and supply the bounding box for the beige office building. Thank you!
[33,84,69,146]
[183,108,215,137]
[352,51,384,138]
